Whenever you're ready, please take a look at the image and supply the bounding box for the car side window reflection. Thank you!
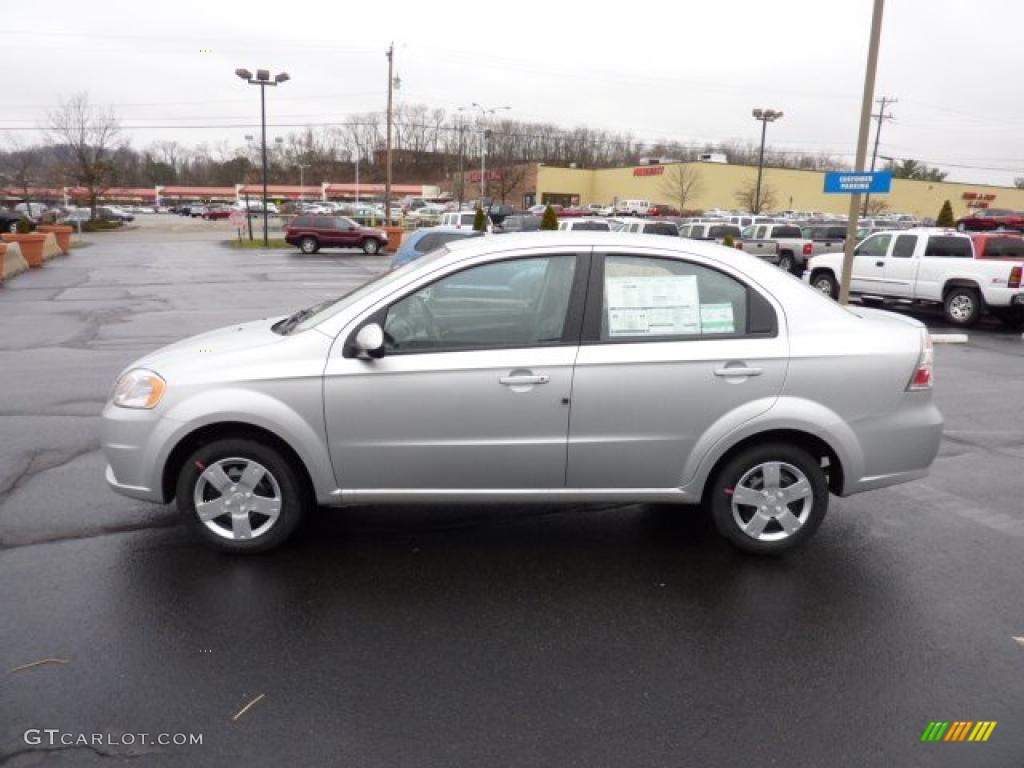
[855,234,892,257]
[383,256,577,353]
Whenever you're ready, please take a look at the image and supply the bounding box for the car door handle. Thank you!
[714,366,763,377]
[875,260,885,267]
[499,374,550,386]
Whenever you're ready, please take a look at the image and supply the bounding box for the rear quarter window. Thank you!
[925,236,972,258]
[772,226,803,238]
[980,237,1024,259]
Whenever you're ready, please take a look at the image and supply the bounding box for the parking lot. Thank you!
[1,219,1022,766]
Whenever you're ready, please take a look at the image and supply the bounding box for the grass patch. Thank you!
[226,238,291,249]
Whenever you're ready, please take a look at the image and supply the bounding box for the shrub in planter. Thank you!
[540,205,559,230]
[936,200,955,227]
[82,219,123,232]
[721,234,735,248]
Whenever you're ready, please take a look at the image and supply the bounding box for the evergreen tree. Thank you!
[472,207,487,232]
[540,205,559,230]
[936,200,954,227]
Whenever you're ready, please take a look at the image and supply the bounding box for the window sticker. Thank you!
[699,303,735,334]
[606,275,700,336]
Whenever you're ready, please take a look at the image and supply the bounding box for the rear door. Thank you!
[913,235,975,301]
[566,250,787,489]
[744,225,776,261]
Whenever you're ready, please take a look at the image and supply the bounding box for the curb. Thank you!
[930,333,969,344]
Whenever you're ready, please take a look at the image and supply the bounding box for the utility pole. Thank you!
[752,109,783,214]
[862,96,896,216]
[384,43,394,226]
[838,0,886,305]
[456,117,465,208]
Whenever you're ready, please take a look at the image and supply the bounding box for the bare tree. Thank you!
[489,162,529,205]
[659,164,704,212]
[865,198,890,215]
[734,178,777,213]
[2,135,40,208]
[47,93,123,216]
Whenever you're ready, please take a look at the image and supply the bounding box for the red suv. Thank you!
[285,215,388,254]
[955,208,1024,232]
[970,232,1024,259]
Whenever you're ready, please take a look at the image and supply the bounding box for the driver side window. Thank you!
[383,256,577,354]
[855,234,892,257]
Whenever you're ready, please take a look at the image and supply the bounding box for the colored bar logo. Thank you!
[921,721,997,742]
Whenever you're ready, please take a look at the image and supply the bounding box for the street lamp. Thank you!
[751,108,783,214]
[296,163,310,203]
[235,67,290,246]
[459,103,511,204]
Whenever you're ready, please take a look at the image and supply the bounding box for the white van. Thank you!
[613,199,651,216]
[439,211,492,231]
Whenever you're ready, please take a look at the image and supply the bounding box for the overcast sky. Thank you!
[3,0,1022,186]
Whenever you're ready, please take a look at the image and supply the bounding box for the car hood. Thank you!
[129,316,289,375]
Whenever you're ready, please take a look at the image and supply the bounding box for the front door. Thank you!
[323,252,587,493]
[851,233,893,294]
[567,252,788,489]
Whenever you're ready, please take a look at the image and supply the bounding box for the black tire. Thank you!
[362,238,381,255]
[777,252,795,274]
[991,307,1024,329]
[710,442,829,555]
[299,236,319,254]
[175,437,308,554]
[943,286,982,327]
[810,270,838,300]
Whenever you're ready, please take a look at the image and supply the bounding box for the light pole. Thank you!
[751,108,783,214]
[460,103,511,205]
[235,67,290,246]
[296,163,310,203]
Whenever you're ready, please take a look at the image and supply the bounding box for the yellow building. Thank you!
[529,162,1024,219]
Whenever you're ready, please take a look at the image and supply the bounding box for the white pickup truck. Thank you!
[736,223,815,275]
[805,228,1024,327]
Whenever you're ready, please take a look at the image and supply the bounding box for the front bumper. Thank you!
[101,402,178,504]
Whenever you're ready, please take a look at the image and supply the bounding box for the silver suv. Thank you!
[102,233,943,555]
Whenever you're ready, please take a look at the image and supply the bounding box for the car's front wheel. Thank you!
[362,238,381,255]
[299,236,319,254]
[710,443,829,555]
[810,270,838,300]
[176,438,308,554]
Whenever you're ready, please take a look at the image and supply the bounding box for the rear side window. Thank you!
[293,216,313,227]
[925,236,972,258]
[772,226,803,238]
[600,255,773,340]
[460,213,475,226]
[574,220,611,231]
[690,225,706,239]
[708,225,740,238]
[981,237,1024,259]
[826,227,848,240]
[892,235,917,258]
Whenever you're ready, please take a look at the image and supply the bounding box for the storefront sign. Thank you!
[962,192,996,209]
[633,166,664,177]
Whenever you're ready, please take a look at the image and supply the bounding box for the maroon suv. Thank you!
[285,215,388,254]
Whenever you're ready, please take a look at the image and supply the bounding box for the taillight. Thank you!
[1010,265,1022,289]
[803,243,813,255]
[907,330,934,391]
[736,242,744,250]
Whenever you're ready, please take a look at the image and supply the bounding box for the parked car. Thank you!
[0,209,33,233]
[736,223,814,274]
[806,228,1024,327]
[680,223,742,243]
[498,215,541,234]
[955,209,1024,232]
[62,208,91,224]
[97,206,134,223]
[390,227,483,268]
[202,206,233,220]
[648,203,682,217]
[616,218,679,236]
[14,202,49,218]
[801,224,850,256]
[528,204,561,216]
[284,215,388,254]
[439,211,493,231]
[557,218,611,231]
[101,232,943,556]
[613,199,652,216]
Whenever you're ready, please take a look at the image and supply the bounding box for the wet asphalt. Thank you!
[1,218,1022,767]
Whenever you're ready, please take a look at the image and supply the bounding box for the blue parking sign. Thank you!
[823,171,892,194]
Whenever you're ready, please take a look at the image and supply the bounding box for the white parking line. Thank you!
[930,333,969,344]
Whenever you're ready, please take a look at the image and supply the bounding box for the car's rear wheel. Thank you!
[810,270,838,300]
[943,287,981,327]
[777,253,795,274]
[299,236,319,254]
[362,238,381,255]
[176,438,308,554]
[710,443,828,555]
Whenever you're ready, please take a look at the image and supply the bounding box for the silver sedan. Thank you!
[101,233,943,554]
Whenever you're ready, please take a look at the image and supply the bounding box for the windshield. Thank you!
[283,247,452,334]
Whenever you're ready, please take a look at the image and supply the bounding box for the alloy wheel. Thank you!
[192,457,282,541]
[730,461,813,542]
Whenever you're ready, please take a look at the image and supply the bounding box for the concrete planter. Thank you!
[0,241,31,282]
[383,226,404,253]
[37,225,73,254]
[1,233,47,268]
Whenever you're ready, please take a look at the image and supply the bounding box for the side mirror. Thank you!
[354,323,385,358]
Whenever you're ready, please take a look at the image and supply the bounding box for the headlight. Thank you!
[112,369,166,409]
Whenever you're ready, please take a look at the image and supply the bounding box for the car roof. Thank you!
[865,227,969,237]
